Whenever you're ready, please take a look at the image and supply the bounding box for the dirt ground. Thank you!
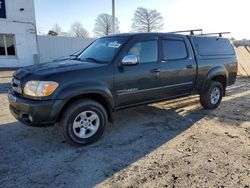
[0,71,249,188]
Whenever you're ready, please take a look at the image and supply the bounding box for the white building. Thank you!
[0,0,95,68]
[0,0,38,68]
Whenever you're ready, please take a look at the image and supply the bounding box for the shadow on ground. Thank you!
[0,85,249,188]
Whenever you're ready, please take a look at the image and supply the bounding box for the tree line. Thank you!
[47,7,164,38]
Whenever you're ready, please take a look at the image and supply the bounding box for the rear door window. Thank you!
[162,40,187,60]
[193,37,235,56]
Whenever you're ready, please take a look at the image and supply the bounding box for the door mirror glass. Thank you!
[121,55,138,66]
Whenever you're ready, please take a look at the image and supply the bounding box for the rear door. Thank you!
[158,36,197,97]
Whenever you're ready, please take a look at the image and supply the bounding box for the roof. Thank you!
[108,32,187,38]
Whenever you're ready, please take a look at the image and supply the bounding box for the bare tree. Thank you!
[132,7,164,32]
[70,21,89,38]
[94,14,120,37]
[52,24,62,35]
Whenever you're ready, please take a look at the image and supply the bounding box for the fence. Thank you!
[37,35,95,63]
[37,36,250,76]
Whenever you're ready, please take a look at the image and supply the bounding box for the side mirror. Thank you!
[121,55,139,66]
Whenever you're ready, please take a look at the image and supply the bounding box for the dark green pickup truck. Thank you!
[8,32,237,146]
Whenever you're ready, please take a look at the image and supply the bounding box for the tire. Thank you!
[60,99,108,146]
[200,81,224,109]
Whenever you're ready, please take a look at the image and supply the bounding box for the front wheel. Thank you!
[60,99,108,146]
[200,81,224,109]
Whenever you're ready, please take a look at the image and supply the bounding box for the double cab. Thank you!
[8,32,237,146]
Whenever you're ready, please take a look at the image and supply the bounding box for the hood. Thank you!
[53,55,76,62]
[14,60,105,80]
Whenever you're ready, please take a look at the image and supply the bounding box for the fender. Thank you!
[49,81,114,122]
[55,81,114,107]
[201,66,228,92]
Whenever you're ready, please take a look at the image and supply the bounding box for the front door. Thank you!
[114,36,162,107]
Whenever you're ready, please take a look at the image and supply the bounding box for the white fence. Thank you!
[37,35,95,63]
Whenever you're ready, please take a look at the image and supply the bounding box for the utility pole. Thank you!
[112,0,115,34]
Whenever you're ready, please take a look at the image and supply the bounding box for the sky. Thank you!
[34,0,250,39]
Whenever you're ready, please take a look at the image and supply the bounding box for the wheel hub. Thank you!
[210,87,221,105]
[72,110,100,139]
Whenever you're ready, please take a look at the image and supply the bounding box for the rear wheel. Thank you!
[200,81,224,109]
[60,99,108,146]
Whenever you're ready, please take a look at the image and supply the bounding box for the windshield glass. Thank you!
[78,37,126,63]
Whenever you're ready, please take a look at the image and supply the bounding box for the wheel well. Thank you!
[58,93,113,123]
[211,75,227,95]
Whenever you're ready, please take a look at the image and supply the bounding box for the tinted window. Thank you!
[193,37,235,56]
[162,40,187,60]
[128,40,158,63]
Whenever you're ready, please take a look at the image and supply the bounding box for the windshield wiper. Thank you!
[72,56,82,61]
[85,57,103,64]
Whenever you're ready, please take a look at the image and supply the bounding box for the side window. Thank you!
[0,34,16,56]
[0,34,6,55]
[6,35,16,56]
[193,37,235,56]
[128,40,158,63]
[162,40,187,60]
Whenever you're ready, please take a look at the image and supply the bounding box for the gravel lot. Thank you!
[0,71,249,188]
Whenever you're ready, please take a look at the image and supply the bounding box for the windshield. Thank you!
[78,37,126,63]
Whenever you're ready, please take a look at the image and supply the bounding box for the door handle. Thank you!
[186,64,195,69]
[151,68,161,73]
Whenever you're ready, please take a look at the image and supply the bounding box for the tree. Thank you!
[47,30,58,36]
[94,14,120,37]
[52,24,62,35]
[230,37,236,41]
[70,21,89,38]
[132,7,164,32]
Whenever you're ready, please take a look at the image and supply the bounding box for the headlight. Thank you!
[24,81,59,97]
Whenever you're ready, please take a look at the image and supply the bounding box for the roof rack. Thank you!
[168,29,203,35]
[200,32,230,37]
[167,29,230,37]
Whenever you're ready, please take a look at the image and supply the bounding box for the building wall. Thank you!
[0,0,37,68]
[38,36,95,63]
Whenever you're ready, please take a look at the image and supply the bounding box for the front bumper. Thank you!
[8,90,63,127]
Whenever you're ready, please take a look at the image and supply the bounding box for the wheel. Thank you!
[200,81,224,109]
[60,99,108,146]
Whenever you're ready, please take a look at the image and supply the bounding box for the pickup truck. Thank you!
[8,33,237,146]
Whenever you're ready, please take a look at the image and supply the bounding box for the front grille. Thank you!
[11,78,22,94]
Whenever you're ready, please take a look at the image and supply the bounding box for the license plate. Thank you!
[8,93,17,103]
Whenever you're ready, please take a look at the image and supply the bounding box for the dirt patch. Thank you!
[0,72,249,188]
